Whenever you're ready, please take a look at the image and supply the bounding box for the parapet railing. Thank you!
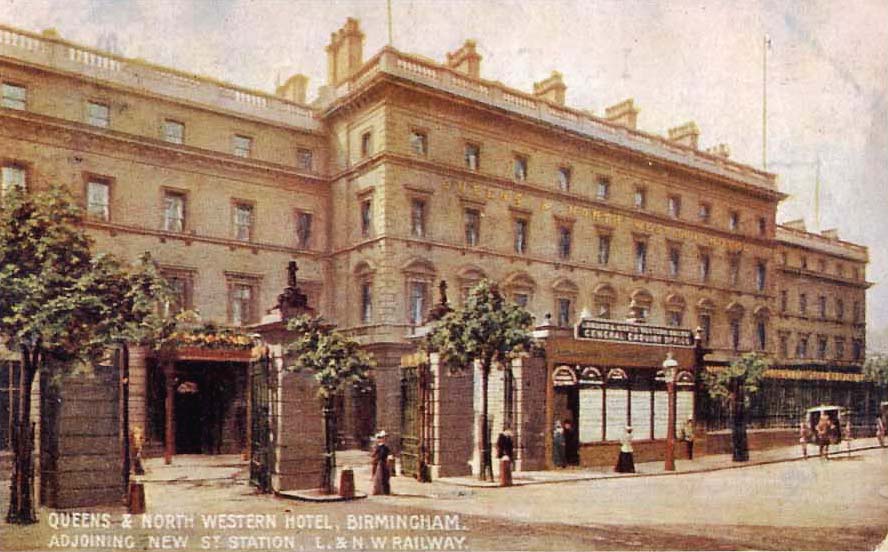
[0,24,320,131]
[334,47,778,192]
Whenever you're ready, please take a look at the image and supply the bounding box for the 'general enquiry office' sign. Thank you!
[575,319,695,347]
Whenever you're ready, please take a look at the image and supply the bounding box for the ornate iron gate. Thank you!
[249,354,272,492]
[400,367,419,477]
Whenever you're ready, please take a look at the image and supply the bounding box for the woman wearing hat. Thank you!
[370,431,391,495]
[614,426,635,473]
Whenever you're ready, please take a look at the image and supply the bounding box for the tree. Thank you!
[0,185,170,524]
[426,280,535,481]
[703,352,770,462]
[864,354,888,390]
[285,315,373,494]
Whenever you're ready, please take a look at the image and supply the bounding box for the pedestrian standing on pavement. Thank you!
[799,421,811,459]
[371,430,391,495]
[816,414,831,459]
[496,426,515,461]
[876,415,886,447]
[679,416,695,460]
[844,419,853,457]
[552,420,565,468]
[614,426,635,473]
[562,419,579,466]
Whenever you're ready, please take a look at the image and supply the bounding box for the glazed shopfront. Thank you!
[543,320,705,467]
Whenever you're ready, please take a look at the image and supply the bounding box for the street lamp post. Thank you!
[663,352,679,472]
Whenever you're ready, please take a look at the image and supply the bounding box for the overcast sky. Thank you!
[2,0,887,336]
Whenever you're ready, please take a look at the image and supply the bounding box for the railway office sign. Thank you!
[575,319,695,348]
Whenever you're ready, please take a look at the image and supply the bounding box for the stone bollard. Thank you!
[499,457,513,487]
[387,456,397,477]
[127,481,146,514]
[339,469,355,499]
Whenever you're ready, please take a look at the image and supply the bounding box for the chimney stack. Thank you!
[783,219,807,231]
[446,40,482,78]
[705,143,731,158]
[667,122,700,149]
[605,99,639,130]
[326,18,364,86]
[276,74,309,104]
[821,228,840,240]
[533,71,566,106]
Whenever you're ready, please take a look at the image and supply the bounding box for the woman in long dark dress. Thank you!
[615,426,635,473]
[371,431,391,495]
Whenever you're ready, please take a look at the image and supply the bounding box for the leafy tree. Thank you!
[285,315,374,494]
[864,354,888,390]
[426,280,535,481]
[0,185,170,524]
[703,352,770,462]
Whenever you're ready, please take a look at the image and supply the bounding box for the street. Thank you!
[3,447,888,551]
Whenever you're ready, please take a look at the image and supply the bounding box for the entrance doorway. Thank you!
[175,379,203,453]
[554,385,580,465]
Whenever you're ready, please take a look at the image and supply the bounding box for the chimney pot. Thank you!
[326,18,365,86]
[276,74,309,104]
[446,39,482,78]
[532,70,566,106]
[667,121,700,149]
[605,99,639,130]
[705,143,731,158]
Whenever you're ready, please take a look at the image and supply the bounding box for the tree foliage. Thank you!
[864,354,888,389]
[285,314,374,399]
[0,184,171,523]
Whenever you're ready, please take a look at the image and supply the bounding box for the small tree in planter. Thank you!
[426,280,535,481]
[0,185,170,524]
[703,352,769,462]
[285,315,373,494]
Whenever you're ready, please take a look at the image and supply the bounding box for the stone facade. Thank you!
[0,18,872,482]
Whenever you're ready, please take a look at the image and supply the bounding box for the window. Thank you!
[233,202,254,241]
[558,226,572,259]
[162,271,193,316]
[818,259,826,273]
[408,281,428,326]
[853,301,861,322]
[801,256,808,270]
[698,202,711,223]
[755,261,766,292]
[465,143,480,171]
[818,295,827,319]
[728,210,740,231]
[799,293,808,316]
[1,164,26,195]
[780,290,788,313]
[410,199,426,238]
[513,218,528,254]
[513,155,528,181]
[597,234,611,265]
[853,339,864,361]
[698,250,711,282]
[232,135,252,158]
[779,333,789,358]
[796,335,809,358]
[699,313,712,346]
[595,177,610,199]
[557,167,571,192]
[229,282,256,326]
[836,299,845,321]
[464,208,480,246]
[667,195,681,218]
[360,131,373,158]
[296,148,313,171]
[163,120,184,144]
[360,199,373,238]
[728,254,741,287]
[756,320,767,351]
[835,337,845,360]
[87,101,110,127]
[634,241,647,274]
[668,245,681,278]
[360,281,373,323]
[667,310,683,327]
[633,187,646,209]
[597,302,612,320]
[514,293,529,308]
[758,216,767,236]
[162,190,186,232]
[2,83,26,110]
[86,178,110,221]
[295,211,313,249]
[557,298,571,327]
[817,336,828,360]
[730,318,741,351]
[409,130,428,156]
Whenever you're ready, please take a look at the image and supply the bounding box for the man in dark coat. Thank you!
[371,431,391,495]
[496,427,515,460]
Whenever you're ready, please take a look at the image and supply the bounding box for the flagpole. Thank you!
[387,0,393,46]
[762,34,768,170]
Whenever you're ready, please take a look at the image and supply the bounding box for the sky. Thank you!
[2,0,887,344]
